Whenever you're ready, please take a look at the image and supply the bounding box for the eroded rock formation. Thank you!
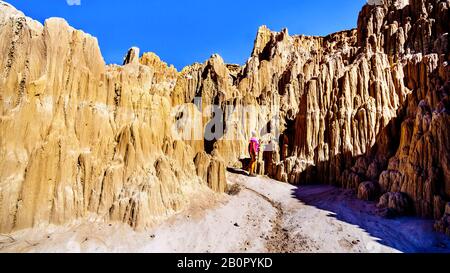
[237,0,449,227]
[0,0,449,234]
[196,0,449,226]
[0,1,226,233]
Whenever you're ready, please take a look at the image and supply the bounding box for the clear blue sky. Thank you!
[7,0,367,70]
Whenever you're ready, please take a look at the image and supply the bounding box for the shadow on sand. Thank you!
[290,184,450,253]
[227,167,249,176]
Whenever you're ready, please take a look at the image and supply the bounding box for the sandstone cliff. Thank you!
[0,0,449,235]
[0,1,226,233]
[171,0,449,233]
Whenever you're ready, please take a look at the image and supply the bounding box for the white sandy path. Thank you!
[230,173,450,253]
[1,172,449,253]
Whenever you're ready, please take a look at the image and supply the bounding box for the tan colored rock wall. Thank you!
[177,0,450,224]
[0,2,226,233]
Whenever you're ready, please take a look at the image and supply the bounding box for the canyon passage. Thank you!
[0,0,450,252]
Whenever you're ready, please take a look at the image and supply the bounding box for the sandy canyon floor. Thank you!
[1,171,449,253]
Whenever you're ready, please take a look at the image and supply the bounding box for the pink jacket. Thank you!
[249,137,260,155]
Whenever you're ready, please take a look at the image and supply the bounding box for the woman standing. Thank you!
[248,131,260,177]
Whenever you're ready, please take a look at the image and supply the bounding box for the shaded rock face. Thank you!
[351,0,449,222]
[377,192,412,217]
[358,181,380,201]
[0,0,449,234]
[435,202,450,236]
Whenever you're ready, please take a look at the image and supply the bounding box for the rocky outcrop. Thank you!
[358,181,380,201]
[194,151,227,193]
[204,0,448,228]
[0,1,226,233]
[0,0,448,235]
[229,0,449,226]
[434,202,450,236]
[377,192,412,217]
[349,0,449,223]
[123,47,140,65]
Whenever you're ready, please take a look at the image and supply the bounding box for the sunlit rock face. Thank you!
[0,0,449,234]
[0,1,226,233]
[368,0,410,9]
